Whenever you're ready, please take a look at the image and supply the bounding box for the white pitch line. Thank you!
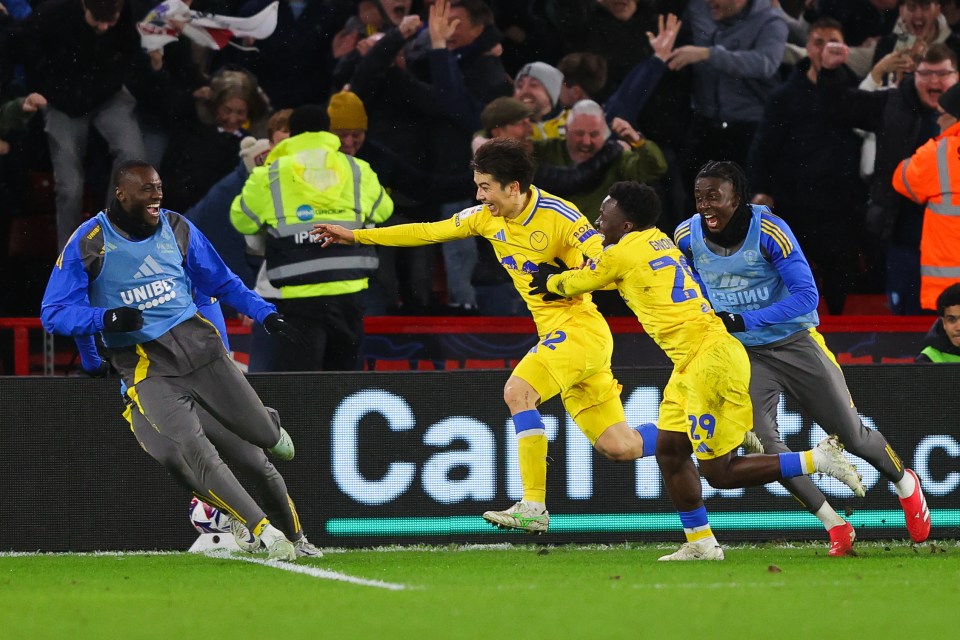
[205,550,410,591]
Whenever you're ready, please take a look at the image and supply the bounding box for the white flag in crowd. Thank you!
[138,0,279,51]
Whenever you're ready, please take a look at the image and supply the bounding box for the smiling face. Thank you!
[944,304,960,347]
[900,0,941,39]
[595,196,632,247]
[694,176,740,233]
[215,97,248,134]
[915,58,959,109]
[474,171,520,218]
[565,113,607,164]
[513,76,553,120]
[116,166,163,229]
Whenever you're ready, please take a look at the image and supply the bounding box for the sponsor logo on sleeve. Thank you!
[575,228,598,243]
[455,205,483,227]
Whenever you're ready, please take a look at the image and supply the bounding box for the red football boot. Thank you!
[899,469,931,543]
[828,522,856,557]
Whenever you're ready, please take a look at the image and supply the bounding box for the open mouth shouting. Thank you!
[701,211,720,230]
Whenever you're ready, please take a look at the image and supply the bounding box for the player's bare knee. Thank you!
[596,438,632,462]
[503,378,537,413]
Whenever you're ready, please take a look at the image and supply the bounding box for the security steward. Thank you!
[231,105,393,371]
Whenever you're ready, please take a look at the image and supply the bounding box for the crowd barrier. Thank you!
[1,366,957,552]
[0,314,937,375]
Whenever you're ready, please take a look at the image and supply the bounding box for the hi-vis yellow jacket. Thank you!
[230,131,393,299]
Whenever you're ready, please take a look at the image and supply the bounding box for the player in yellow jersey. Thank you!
[531,181,866,560]
[312,138,661,533]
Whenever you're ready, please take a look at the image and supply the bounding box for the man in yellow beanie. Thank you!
[328,91,368,157]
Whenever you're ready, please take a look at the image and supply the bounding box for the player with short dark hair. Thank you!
[675,160,932,552]
[312,138,662,534]
[42,161,307,561]
[530,180,865,561]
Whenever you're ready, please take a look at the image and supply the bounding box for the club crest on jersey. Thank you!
[501,253,539,273]
[529,230,548,251]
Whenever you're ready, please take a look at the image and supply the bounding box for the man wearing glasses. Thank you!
[819,41,958,315]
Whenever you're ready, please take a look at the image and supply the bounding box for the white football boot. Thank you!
[229,518,261,553]
[267,427,295,461]
[812,435,866,497]
[658,541,725,561]
[482,501,549,534]
[741,430,764,454]
[259,524,297,562]
[294,535,323,558]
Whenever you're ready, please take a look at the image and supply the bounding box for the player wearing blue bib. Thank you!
[74,292,320,558]
[43,161,308,561]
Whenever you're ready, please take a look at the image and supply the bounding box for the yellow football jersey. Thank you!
[530,110,568,141]
[353,187,605,337]
[548,227,729,368]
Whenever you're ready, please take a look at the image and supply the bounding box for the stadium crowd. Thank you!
[3,0,960,368]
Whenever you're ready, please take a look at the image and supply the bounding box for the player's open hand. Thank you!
[529,258,569,301]
[310,224,356,247]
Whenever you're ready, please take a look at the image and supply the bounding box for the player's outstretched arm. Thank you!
[547,253,620,298]
[311,224,356,246]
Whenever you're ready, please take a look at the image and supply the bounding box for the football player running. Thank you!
[675,161,931,553]
[313,139,663,535]
[529,180,865,560]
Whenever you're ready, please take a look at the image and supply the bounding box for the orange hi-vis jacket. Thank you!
[893,120,960,310]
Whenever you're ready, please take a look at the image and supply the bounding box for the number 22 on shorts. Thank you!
[529,330,567,354]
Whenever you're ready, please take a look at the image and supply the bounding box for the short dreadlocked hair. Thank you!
[696,160,751,211]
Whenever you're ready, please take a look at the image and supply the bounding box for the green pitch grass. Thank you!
[3,541,958,640]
